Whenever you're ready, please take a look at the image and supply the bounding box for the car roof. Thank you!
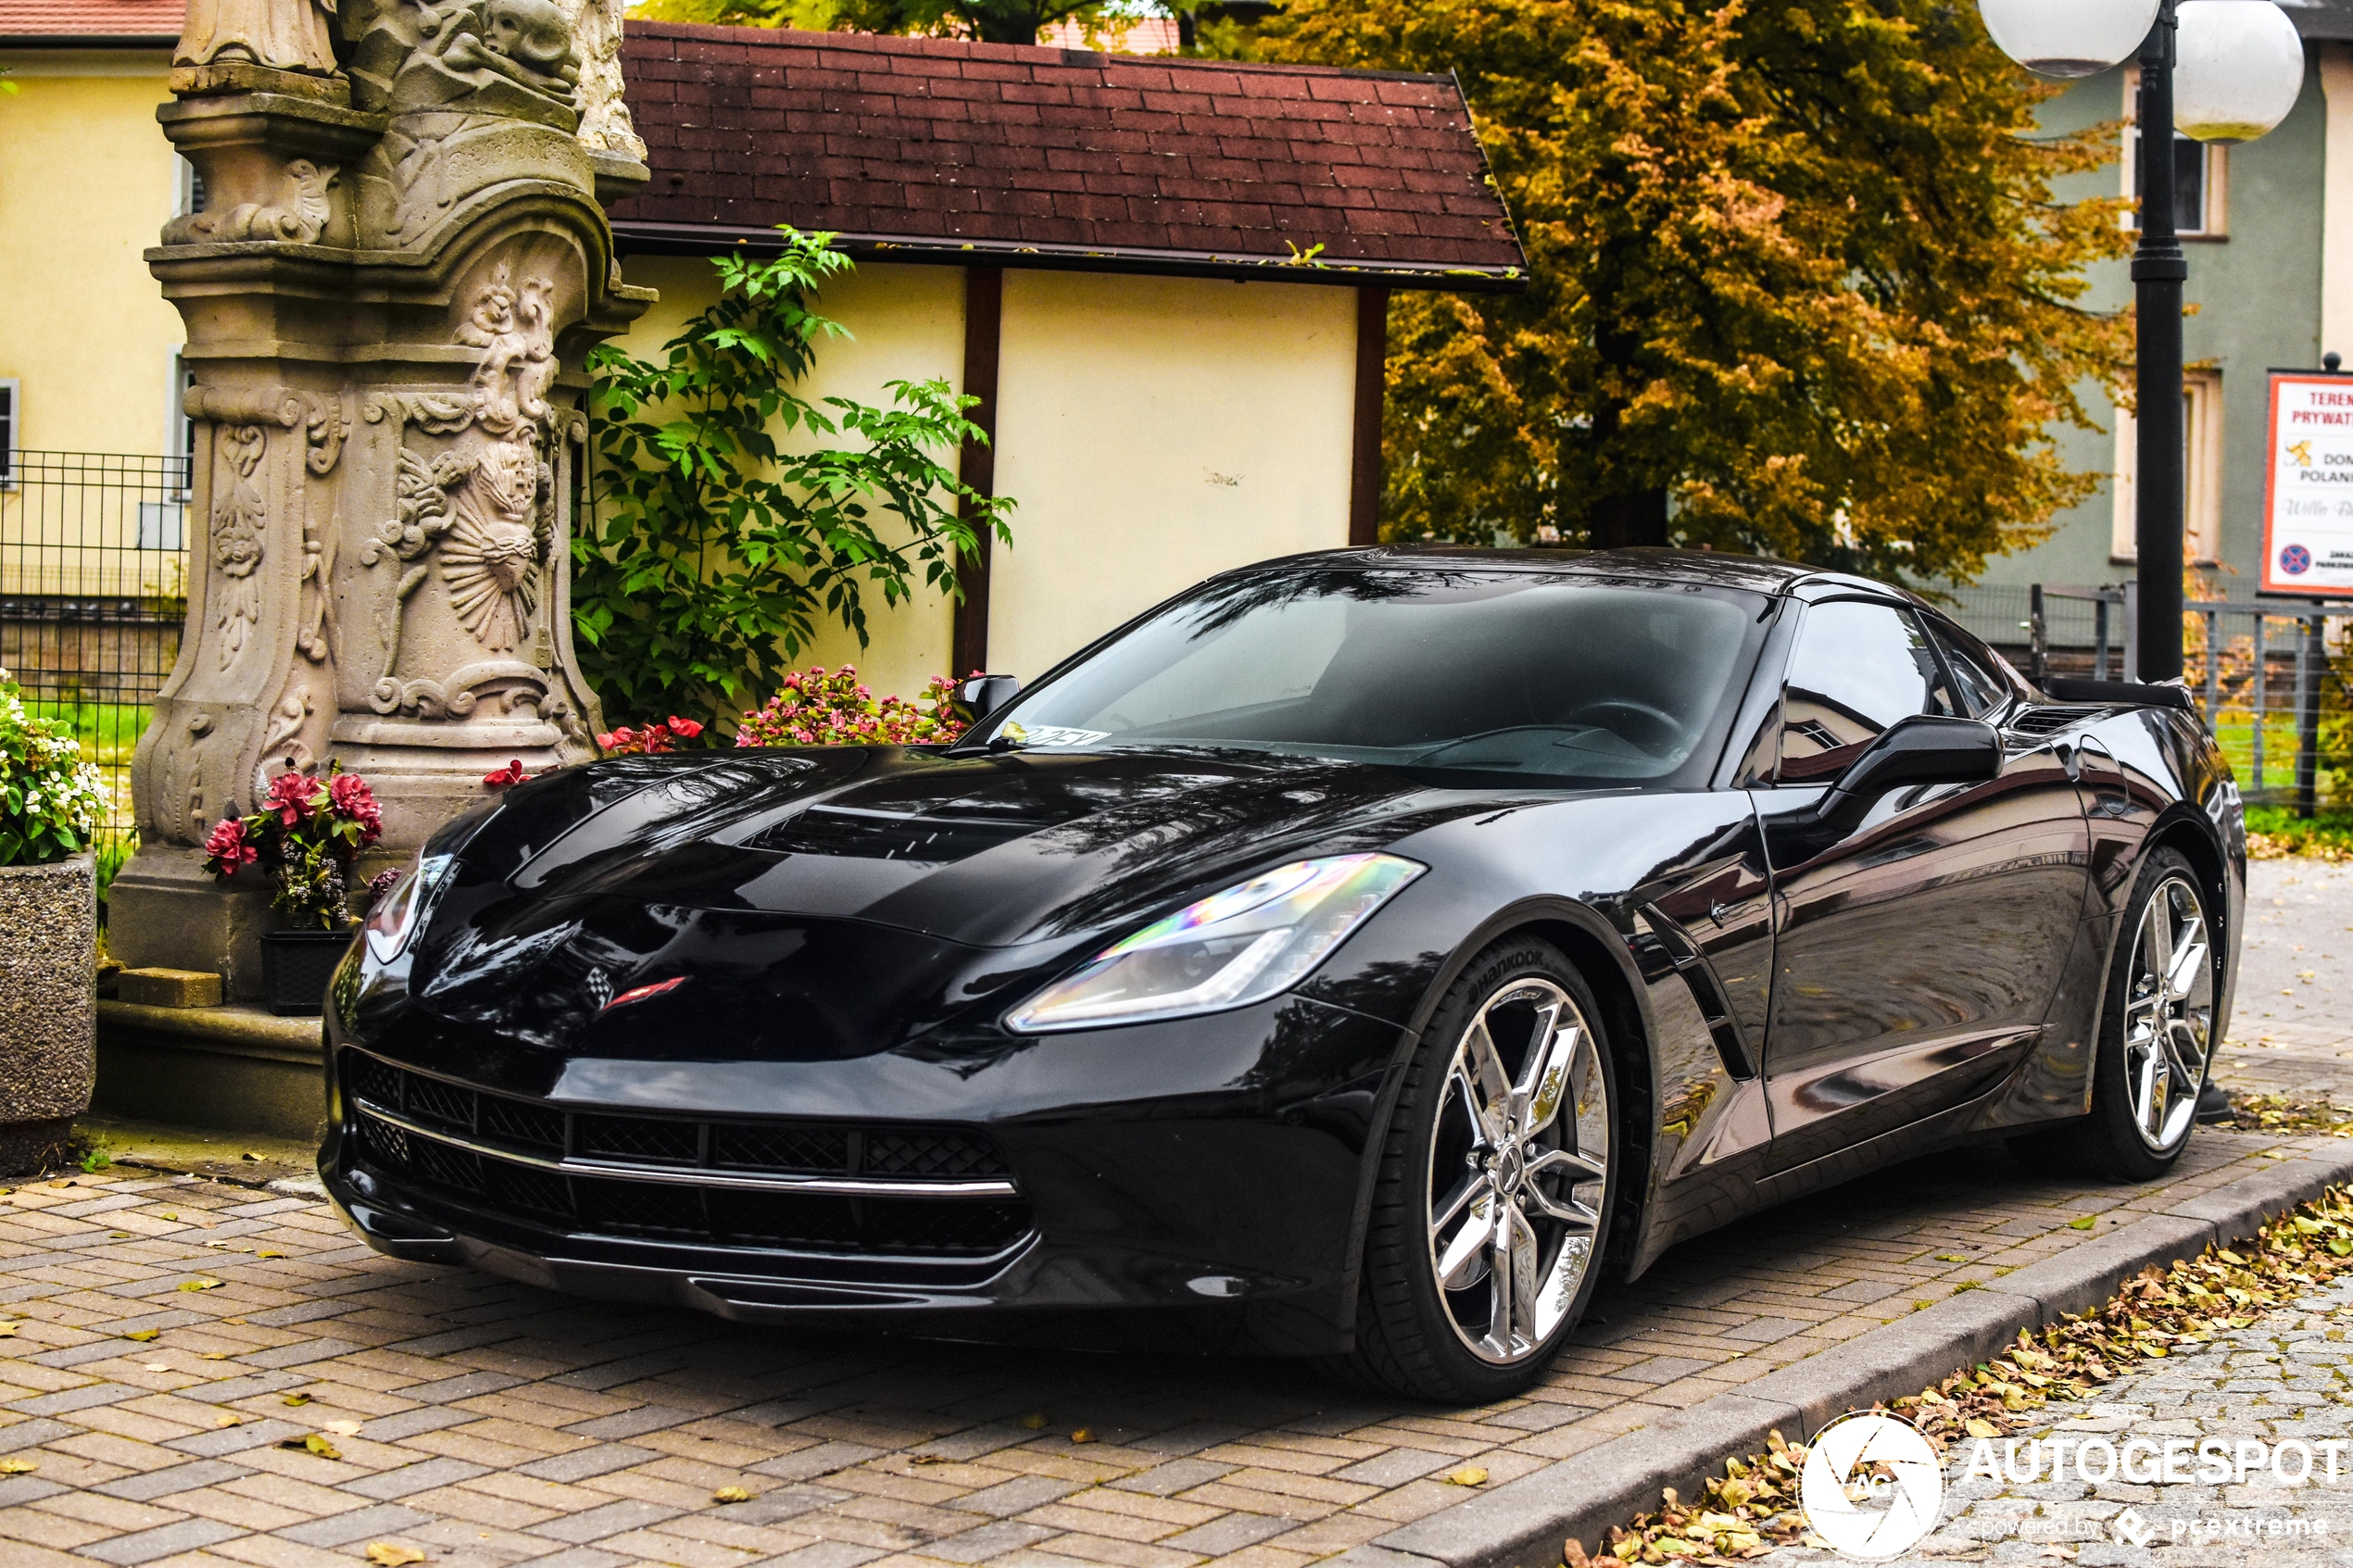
[1242,545,1911,601]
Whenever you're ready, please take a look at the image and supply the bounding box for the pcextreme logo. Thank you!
[1798,1412,1944,1561]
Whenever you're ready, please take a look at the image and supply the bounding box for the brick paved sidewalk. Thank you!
[4,861,2349,1568]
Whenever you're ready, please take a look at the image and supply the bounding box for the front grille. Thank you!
[343,1050,1031,1259]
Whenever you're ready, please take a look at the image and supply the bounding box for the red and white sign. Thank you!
[2263,371,2353,595]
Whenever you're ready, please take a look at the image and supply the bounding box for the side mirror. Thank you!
[959,673,1020,722]
[1823,714,2001,809]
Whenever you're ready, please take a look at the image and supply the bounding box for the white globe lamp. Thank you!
[2174,1,2307,143]
[1977,0,2160,77]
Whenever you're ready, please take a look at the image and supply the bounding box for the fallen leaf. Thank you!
[199,1352,230,1361]
[48,1180,69,1189]
[2069,1216,2097,1231]
[144,1363,170,1373]
[242,1152,262,1161]
[125,1330,159,1342]
[910,1453,950,1465]
[363,1546,428,1567]
[213,1413,243,1429]
[108,1231,131,1239]
[1934,1253,1968,1262]
[0,1323,15,1338]
[324,1420,363,1437]
[1070,1428,1096,1444]
[0,1459,37,1475]
[277,1434,341,1459]
[1444,1467,1489,1486]
[712,1486,753,1504]
[1016,1412,1049,1430]
[158,1211,176,1221]
[2041,1548,2078,1562]
[1965,1418,2001,1439]
[257,1251,284,1260]
[178,1279,222,1292]
[283,1393,311,1406]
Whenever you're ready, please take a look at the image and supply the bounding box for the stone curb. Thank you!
[1340,1144,2353,1568]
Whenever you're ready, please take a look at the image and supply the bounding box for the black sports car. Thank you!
[322,548,2243,1401]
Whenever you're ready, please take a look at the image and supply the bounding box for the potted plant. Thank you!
[0,667,107,1173]
[202,763,384,1015]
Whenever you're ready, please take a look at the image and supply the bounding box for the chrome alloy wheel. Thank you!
[2122,875,2215,1153]
[1425,978,1610,1364]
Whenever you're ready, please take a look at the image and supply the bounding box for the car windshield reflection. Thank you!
[980,568,1764,784]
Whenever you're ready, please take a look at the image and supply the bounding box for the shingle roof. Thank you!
[0,0,176,42]
[610,22,1527,289]
[0,0,178,43]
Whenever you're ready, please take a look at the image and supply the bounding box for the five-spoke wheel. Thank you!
[1426,978,1610,1364]
[1340,940,1616,1401]
[2120,873,2215,1154]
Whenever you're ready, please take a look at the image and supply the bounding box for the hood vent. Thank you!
[751,803,1040,864]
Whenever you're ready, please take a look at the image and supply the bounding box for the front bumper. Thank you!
[320,992,1411,1356]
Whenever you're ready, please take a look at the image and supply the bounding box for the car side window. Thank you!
[1775,602,1953,783]
[1928,623,2008,718]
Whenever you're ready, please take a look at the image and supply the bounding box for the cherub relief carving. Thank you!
[456,262,558,431]
[390,0,580,123]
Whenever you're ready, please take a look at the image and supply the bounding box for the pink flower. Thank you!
[484,759,529,789]
[203,817,256,877]
[264,770,320,828]
[328,772,383,843]
[667,716,703,741]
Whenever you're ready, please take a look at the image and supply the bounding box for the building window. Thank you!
[142,355,195,550]
[176,156,206,220]
[2111,369,2224,565]
[2122,69,2228,237]
[0,379,17,491]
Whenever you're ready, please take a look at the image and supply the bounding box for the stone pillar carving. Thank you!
[113,0,652,999]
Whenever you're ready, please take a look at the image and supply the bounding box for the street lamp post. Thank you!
[1979,0,2306,683]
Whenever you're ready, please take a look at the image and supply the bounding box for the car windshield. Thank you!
[978,568,1764,783]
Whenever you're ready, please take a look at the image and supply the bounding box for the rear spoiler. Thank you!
[2042,675,2196,713]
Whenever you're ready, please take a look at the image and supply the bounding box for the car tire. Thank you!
[1333,937,1617,1403]
[2069,847,2221,1181]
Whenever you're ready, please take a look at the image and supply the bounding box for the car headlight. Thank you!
[363,851,452,966]
[1004,853,1425,1034]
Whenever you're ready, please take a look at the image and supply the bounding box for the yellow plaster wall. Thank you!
[603,254,966,716]
[988,270,1358,681]
[0,55,183,456]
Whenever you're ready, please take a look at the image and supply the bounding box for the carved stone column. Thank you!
[111,0,651,998]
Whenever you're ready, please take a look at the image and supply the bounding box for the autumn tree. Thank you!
[1215,0,2133,585]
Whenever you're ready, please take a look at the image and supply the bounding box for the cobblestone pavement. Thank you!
[1757,1275,2353,1564]
[4,863,2350,1568]
[2220,858,2353,1104]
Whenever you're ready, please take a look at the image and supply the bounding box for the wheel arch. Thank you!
[1338,897,1659,1331]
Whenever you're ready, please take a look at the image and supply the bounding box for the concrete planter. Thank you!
[0,853,96,1173]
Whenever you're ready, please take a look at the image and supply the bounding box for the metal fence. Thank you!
[1987,583,2353,815]
[0,452,193,889]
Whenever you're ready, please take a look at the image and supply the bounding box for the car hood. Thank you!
[375,746,1515,1059]
[443,746,1491,948]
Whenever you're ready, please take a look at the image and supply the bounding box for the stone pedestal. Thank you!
[0,855,96,1173]
[112,0,653,1001]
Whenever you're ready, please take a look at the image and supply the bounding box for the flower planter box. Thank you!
[0,853,95,1173]
[259,929,355,1017]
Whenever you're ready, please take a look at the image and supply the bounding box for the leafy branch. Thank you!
[574,231,1013,724]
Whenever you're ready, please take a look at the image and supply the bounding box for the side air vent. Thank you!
[751,804,1038,863]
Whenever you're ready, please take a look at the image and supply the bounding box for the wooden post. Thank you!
[951,267,1004,678]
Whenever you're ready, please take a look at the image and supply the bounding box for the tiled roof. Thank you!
[0,0,180,42]
[610,22,1526,288]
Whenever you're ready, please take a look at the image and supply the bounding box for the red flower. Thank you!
[263,770,320,827]
[667,716,703,741]
[203,817,256,877]
[484,759,529,790]
[328,772,383,843]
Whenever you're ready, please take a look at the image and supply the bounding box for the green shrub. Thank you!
[0,668,108,867]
